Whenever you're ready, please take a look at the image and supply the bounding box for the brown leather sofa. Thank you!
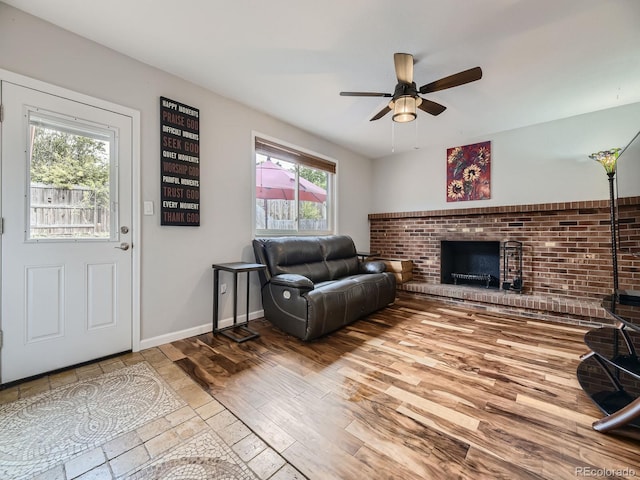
[252,235,396,341]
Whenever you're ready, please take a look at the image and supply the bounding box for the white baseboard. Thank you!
[138,309,264,351]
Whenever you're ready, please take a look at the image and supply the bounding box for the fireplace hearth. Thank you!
[441,240,500,289]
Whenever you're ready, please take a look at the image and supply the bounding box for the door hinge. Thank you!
[0,218,3,235]
[0,330,3,349]
[0,103,3,123]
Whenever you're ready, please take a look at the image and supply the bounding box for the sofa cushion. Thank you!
[261,237,329,283]
[322,235,359,280]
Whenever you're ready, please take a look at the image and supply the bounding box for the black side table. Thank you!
[212,262,266,343]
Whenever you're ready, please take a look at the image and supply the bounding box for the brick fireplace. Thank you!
[369,197,640,326]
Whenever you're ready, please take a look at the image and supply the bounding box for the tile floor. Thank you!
[0,347,306,480]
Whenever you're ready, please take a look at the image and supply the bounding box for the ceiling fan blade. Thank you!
[340,91,393,97]
[419,66,483,94]
[370,105,391,121]
[418,98,447,116]
[394,53,414,84]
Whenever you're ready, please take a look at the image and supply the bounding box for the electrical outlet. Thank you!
[220,283,227,294]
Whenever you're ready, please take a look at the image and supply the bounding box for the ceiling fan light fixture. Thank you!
[391,95,417,123]
[341,53,481,122]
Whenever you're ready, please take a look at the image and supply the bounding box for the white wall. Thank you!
[371,102,640,213]
[0,3,374,344]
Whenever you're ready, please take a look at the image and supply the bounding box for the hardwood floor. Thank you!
[168,294,640,479]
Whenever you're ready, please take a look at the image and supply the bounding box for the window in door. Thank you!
[254,136,335,235]
[27,110,117,241]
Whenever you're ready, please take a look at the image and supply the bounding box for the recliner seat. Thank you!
[253,235,396,340]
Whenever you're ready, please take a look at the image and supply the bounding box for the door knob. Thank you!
[115,242,130,251]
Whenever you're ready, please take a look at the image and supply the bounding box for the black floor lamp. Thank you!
[589,148,621,296]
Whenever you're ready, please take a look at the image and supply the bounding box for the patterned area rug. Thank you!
[0,361,264,480]
[125,430,258,480]
[0,362,186,479]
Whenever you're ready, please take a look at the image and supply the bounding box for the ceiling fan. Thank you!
[340,53,482,123]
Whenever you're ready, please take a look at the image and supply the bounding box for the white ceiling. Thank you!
[5,0,640,159]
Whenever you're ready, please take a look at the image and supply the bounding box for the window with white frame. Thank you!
[254,136,335,235]
[28,110,117,241]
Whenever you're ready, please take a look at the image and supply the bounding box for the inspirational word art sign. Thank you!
[160,96,200,226]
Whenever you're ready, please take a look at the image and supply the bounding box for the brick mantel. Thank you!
[369,197,638,220]
[369,197,639,324]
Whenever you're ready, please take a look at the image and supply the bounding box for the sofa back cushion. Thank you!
[323,235,359,280]
[260,237,330,283]
[254,235,359,283]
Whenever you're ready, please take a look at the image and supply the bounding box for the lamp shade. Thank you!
[589,148,621,174]
[392,96,417,123]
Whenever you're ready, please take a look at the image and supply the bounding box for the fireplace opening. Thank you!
[441,240,500,288]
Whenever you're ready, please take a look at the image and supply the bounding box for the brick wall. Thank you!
[369,197,640,302]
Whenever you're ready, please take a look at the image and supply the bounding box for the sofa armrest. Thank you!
[360,260,386,274]
[271,273,315,291]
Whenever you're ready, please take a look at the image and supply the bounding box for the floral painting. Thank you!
[446,141,491,202]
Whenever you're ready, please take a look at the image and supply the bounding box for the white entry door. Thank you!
[1,81,133,384]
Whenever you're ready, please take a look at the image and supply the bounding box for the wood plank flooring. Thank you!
[168,294,640,479]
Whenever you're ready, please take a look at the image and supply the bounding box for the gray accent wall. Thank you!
[0,2,374,344]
